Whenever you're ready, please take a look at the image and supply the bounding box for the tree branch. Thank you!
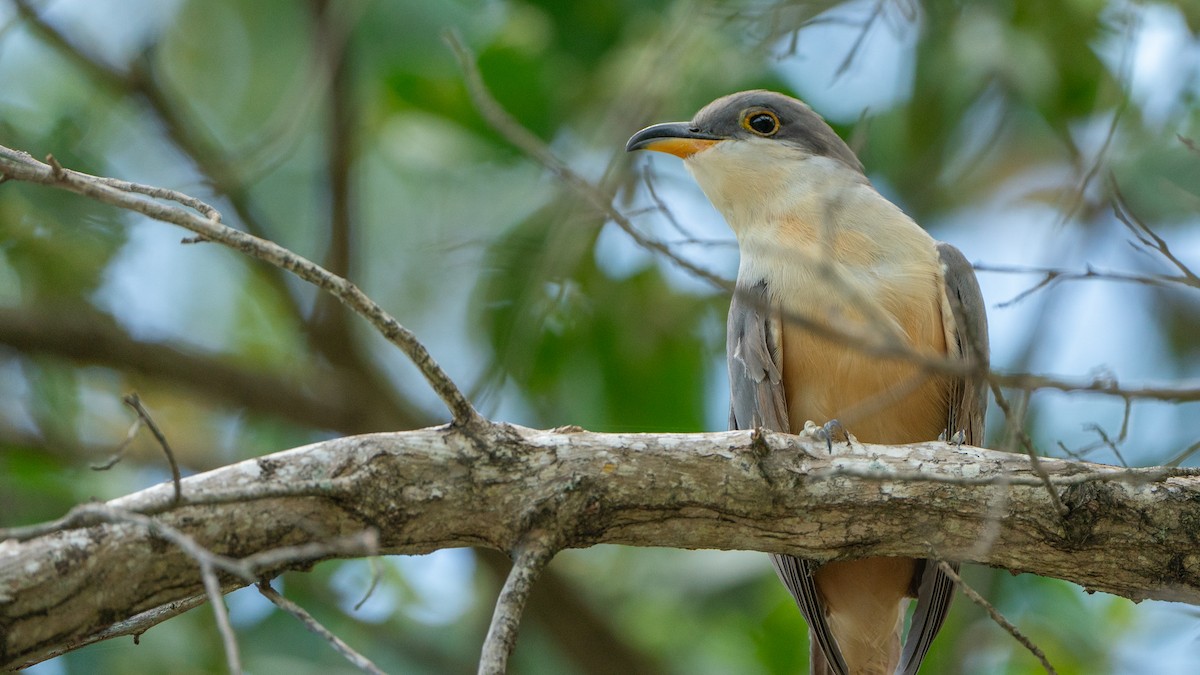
[0,305,425,432]
[3,426,1199,668]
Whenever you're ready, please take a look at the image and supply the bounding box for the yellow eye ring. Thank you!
[742,110,780,136]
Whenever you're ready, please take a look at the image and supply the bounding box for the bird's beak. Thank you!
[626,122,724,158]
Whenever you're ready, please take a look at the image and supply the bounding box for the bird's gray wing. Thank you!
[728,280,850,675]
[728,280,790,434]
[896,243,989,675]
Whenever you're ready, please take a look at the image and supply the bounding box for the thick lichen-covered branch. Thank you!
[3,426,1198,669]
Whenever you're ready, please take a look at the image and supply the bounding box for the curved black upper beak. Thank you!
[626,122,725,158]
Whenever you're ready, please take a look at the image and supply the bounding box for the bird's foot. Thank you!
[802,419,852,454]
[939,429,966,447]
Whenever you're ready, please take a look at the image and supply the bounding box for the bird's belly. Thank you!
[780,319,950,445]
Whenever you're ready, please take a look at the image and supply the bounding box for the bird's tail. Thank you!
[809,632,839,675]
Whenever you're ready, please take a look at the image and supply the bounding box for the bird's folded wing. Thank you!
[728,280,849,675]
[896,243,990,675]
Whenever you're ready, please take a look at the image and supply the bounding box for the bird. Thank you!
[626,90,989,675]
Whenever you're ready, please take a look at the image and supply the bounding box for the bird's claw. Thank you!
[803,419,852,454]
[940,429,966,447]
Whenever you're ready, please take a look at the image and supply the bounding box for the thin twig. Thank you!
[639,165,699,242]
[258,581,386,675]
[990,383,1068,516]
[933,560,1058,674]
[12,595,210,666]
[1110,175,1200,286]
[478,535,559,675]
[0,145,485,430]
[123,393,183,505]
[833,0,885,79]
[1058,97,1127,227]
[201,558,242,674]
[91,413,144,471]
[990,371,1200,403]
[973,262,1196,308]
[1180,135,1200,156]
[353,557,383,612]
[1166,439,1200,468]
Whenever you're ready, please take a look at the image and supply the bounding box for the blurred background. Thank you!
[1,0,1199,672]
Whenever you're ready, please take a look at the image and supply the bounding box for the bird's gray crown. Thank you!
[691,90,864,173]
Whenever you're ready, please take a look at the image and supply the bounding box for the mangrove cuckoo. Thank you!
[626,91,988,675]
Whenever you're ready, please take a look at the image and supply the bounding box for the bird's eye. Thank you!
[744,111,779,136]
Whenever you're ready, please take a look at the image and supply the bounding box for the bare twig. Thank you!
[1166,439,1200,468]
[990,371,1200,403]
[833,0,885,78]
[934,560,1058,674]
[639,165,700,243]
[1111,176,1200,286]
[990,383,1068,517]
[91,412,144,471]
[0,145,484,430]
[1054,394,1132,465]
[1059,97,1127,227]
[974,262,1198,308]
[258,581,386,675]
[479,535,559,675]
[17,594,210,664]
[122,393,183,505]
[353,557,384,612]
[0,305,426,431]
[201,558,242,674]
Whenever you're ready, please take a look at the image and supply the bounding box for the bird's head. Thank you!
[626,90,865,229]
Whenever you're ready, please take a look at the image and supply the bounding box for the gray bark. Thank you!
[3,424,1198,669]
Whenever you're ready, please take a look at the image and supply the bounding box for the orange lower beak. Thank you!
[637,137,720,159]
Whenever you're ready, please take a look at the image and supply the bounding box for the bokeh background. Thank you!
[2,0,1199,673]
